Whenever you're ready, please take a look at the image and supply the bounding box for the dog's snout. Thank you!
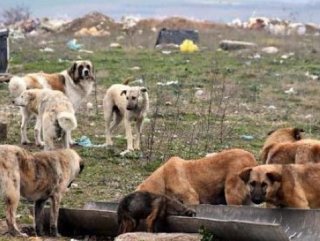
[84,70,89,76]
[252,196,264,204]
[12,100,15,104]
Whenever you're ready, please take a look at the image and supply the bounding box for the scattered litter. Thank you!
[75,26,110,37]
[305,71,319,80]
[284,87,295,94]
[157,80,179,86]
[120,149,131,157]
[195,89,208,100]
[240,135,254,141]
[79,49,94,54]
[180,39,199,53]
[58,58,70,63]
[67,39,83,51]
[131,78,144,84]
[143,117,151,123]
[267,105,277,110]
[70,183,79,188]
[161,50,172,55]
[75,136,106,148]
[165,101,172,106]
[281,52,295,59]
[39,47,54,52]
[219,40,256,50]
[253,53,261,59]
[116,35,125,41]
[129,66,141,71]
[110,42,121,48]
[305,114,313,119]
[261,46,279,54]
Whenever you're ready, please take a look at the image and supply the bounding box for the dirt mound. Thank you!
[59,11,120,34]
[137,17,217,31]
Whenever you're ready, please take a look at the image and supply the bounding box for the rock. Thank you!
[115,232,201,241]
[219,40,256,50]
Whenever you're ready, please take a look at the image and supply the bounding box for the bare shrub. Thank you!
[2,5,31,25]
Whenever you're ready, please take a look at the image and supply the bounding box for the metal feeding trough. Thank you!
[41,202,320,241]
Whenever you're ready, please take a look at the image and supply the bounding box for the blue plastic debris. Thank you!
[75,136,106,147]
[67,39,83,51]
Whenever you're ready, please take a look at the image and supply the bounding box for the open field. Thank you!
[1,24,320,239]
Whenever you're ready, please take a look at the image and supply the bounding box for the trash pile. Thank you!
[59,11,119,36]
[228,17,320,36]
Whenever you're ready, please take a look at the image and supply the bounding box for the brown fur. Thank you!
[41,73,66,93]
[266,139,320,164]
[0,145,84,237]
[117,191,195,234]
[136,149,257,205]
[260,127,304,163]
[24,75,43,89]
[240,163,320,208]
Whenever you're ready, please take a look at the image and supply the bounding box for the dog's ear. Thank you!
[120,90,127,96]
[267,129,275,136]
[140,87,147,93]
[293,128,304,140]
[266,171,282,183]
[68,62,77,79]
[239,167,252,183]
[28,92,36,101]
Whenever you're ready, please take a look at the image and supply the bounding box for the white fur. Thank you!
[57,112,77,131]
[8,76,27,98]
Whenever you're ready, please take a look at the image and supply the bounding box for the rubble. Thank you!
[219,40,257,51]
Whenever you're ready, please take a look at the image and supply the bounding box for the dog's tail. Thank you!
[122,76,134,85]
[117,212,136,234]
[8,76,27,98]
[57,112,77,131]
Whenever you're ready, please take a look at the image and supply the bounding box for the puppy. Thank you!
[240,164,320,208]
[9,60,94,145]
[117,191,195,234]
[14,89,77,150]
[260,127,304,163]
[136,149,257,205]
[0,145,84,236]
[103,84,149,155]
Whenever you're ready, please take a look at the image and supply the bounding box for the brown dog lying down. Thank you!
[240,164,320,208]
[136,149,257,205]
[117,191,196,234]
[0,145,84,237]
[260,127,304,163]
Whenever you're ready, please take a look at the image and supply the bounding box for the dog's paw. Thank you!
[21,140,31,145]
[36,141,45,147]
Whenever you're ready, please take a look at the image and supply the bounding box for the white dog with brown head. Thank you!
[103,84,149,155]
[8,60,94,145]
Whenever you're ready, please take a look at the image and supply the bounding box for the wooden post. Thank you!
[0,122,7,141]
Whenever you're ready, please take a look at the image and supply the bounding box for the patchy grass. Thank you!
[1,26,320,239]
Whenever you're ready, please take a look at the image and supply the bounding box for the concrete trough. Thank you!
[40,202,320,241]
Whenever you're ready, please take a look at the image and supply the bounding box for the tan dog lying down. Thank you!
[136,149,257,205]
[240,163,320,208]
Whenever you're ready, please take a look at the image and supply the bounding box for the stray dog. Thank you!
[9,60,94,144]
[13,89,77,150]
[117,191,196,234]
[136,149,257,205]
[0,145,84,236]
[260,127,304,163]
[103,84,149,155]
[240,163,320,208]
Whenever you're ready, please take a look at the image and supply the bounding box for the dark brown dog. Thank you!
[117,191,196,234]
[260,127,304,163]
[136,149,257,205]
[0,145,84,237]
[240,164,320,208]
